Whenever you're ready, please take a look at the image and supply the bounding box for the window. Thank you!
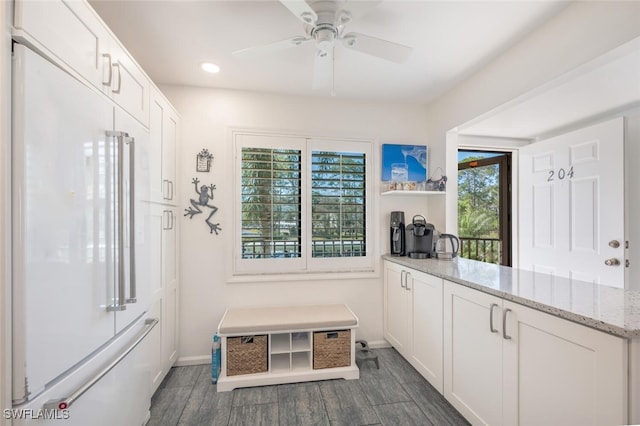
[234,133,373,275]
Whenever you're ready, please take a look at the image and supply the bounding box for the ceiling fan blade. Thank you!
[341,32,412,63]
[312,47,334,93]
[279,0,317,25]
[233,36,312,57]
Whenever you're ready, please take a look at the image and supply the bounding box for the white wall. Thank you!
[159,86,432,362]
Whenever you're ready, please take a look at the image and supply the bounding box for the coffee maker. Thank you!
[405,215,436,259]
[390,211,405,256]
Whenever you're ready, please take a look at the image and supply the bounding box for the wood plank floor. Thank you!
[148,348,469,426]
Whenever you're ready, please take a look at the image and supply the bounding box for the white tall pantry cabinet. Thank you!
[13,0,181,397]
[148,87,181,394]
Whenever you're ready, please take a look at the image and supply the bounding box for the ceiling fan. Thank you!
[233,0,412,95]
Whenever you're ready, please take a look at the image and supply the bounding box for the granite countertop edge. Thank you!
[382,255,640,339]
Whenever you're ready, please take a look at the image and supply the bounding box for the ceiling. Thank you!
[88,0,570,105]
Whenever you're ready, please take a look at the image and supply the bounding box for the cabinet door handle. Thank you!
[400,270,406,288]
[489,303,499,333]
[112,63,122,94]
[502,308,512,340]
[405,272,411,291]
[102,53,112,86]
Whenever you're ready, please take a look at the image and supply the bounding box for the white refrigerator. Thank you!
[11,43,156,424]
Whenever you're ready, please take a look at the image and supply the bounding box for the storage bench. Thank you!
[216,304,359,391]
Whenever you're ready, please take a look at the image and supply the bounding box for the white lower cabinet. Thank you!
[443,281,505,425]
[383,261,444,391]
[149,205,179,394]
[443,279,628,426]
[383,261,411,356]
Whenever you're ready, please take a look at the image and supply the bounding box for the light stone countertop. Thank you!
[383,255,640,339]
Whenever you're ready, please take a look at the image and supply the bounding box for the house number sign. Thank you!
[547,166,575,182]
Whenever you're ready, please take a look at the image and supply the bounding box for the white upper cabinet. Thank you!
[149,87,179,204]
[13,0,150,126]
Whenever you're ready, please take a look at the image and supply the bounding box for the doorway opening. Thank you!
[458,150,512,266]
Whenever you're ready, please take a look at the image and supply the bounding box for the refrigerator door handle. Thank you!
[42,318,158,411]
[107,131,128,312]
[125,136,137,304]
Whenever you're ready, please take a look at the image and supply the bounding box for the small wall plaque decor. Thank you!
[184,177,221,234]
[196,148,214,172]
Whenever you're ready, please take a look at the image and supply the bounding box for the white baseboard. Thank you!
[367,339,391,349]
[176,355,211,366]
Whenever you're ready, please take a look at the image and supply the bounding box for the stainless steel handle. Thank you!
[112,63,122,94]
[107,131,128,312]
[170,210,174,230]
[609,240,620,248]
[489,303,499,333]
[405,272,411,291]
[125,136,136,304]
[163,180,174,201]
[502,308,512,340]
[400,270,406,288]
[43,318,158,411]
[604,258,620,266]
[163,210,172,230]
[102,53,112,86]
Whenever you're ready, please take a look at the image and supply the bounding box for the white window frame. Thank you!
[233,130,374,276]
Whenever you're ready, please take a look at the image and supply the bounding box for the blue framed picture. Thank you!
[381,144,428,181]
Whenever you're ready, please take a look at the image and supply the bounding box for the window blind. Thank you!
[311,151,366,258]
[241,148,302,259]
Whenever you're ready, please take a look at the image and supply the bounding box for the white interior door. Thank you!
[519,117,625,288]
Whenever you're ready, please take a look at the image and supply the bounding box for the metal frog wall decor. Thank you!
[184,177,221,235]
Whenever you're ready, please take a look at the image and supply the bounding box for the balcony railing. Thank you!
[242,239,366,259]
[459,237,502,265]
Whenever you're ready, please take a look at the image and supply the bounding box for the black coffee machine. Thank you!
[405,215,436,259]
[390,211,405,256]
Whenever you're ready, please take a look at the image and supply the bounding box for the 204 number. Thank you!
[547,166,574,182]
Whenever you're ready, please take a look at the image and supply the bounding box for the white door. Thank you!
[502,300,627,426]
[409,270,443,393]
[383,261,410,355]
[519,117,625,288]
[443,281,503,426]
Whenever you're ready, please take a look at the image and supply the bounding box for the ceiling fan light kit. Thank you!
[233,0,412,95]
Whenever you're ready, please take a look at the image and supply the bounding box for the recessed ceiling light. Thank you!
[201,62,220,74]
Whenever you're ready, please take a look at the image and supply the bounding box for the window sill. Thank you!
[228,269,379,284]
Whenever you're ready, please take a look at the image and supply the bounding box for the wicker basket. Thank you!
[226,335,268,376]
[313,330,351,369]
